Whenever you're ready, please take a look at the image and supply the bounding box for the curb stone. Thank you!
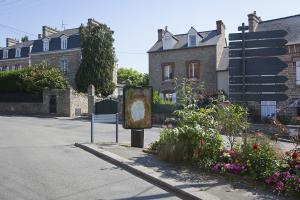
[75,143,220,200]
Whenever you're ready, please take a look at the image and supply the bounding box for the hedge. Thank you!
[0,64,68,94]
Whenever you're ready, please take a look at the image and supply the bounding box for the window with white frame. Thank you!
[188,62,199,79]
[163,65,174,81]
[188,34,197,47]
[163,36,172,50]
[43,39,49,51]
[3,49,8,59]
[15,48,21,57]
[296,61,300,85]
[61,36,68,50]
[59,59,68,73]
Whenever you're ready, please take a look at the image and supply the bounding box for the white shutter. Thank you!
[296,61,300,85]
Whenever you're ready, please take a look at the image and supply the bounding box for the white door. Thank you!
[261,101,277,120]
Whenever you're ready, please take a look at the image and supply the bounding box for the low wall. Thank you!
[0,88,88,117]
[70,90,88,117]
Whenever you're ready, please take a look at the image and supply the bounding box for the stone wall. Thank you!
[149,46,217,93]
[70,90,88,117]
[0,87,88,117]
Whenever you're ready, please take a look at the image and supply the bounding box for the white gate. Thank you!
[261,101,277,120]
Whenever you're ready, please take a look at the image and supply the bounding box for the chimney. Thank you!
[248,11,261,32]
[6,38,18,47]
[157,29,165,41]
[216,20,225,35]
[42,26,58,38]
[38,34,42,39]
[88,18,101,25]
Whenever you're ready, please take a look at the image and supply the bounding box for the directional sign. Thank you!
[229,38,288,49]
[229,57,288,76]
[229,93,288,102]
[229,76,288,84]
[230,84,288,93]
[229,47,288,58]
[229,30,288,41]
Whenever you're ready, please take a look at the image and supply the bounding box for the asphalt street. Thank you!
[0,115,179,200]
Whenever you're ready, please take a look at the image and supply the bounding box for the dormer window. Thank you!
[163,36,172,50]
[43,38,49,51]
[15,48,21,57]
[3,49,8,59]
[188,34,197,47]
[60,35,68,50]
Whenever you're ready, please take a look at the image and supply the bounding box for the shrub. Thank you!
[0,70,23,92]
[18,65,68,93]
[241,135,279,180]
[0,63,68,94]
[216,103,248,149]
[157,124,223,165]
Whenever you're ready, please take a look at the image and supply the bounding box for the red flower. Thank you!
[285,151,290,156]
[252,143,259,150]
[292,151,299,160]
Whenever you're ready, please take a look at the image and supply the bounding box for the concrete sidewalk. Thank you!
[75,142,290,200]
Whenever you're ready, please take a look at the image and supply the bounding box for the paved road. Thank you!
[0,115,179,200]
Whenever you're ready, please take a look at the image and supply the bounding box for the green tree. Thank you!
[117,67,149,86]
[75,21,116,96]
[21,36,29,42]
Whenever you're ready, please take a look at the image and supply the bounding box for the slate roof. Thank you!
[148,30,220,53]
[0,28,81,60]
[217,47,229,71]
[31,28,80,53]
[256,14,300,45]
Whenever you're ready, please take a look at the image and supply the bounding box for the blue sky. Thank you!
[1,0,300,73]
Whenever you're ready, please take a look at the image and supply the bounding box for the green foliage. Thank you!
[241,135,279,180]
[157,124,223,165]
[117,67,149,86]
[0,70,23,92]
[18,64,68,93]
[0,63,68,94]
[216,103,248,149]
[75,21,116,96]
[152,90,174,105]
[21,36,29,42]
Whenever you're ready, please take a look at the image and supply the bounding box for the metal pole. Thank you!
[91,113,94,143]
[116,113,119,143]
[242,23,246,103]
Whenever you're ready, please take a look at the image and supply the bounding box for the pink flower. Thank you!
[297,178,300,184]
[295,164,300,169]
[275,181,285,191]
[265,177,273,184]
[212,163,221,172]
[228,150,236,158]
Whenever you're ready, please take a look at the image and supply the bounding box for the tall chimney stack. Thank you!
[6,38,18,47]
[157,29,165,41]
[216,20,225,35]
[42,26,58,38]
[248,11,261,32]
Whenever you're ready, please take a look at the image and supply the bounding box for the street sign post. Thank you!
[229,25,288,102]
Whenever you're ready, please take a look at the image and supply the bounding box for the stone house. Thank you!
[0,18,117,89]
[148,20,227,101]
[227,12,300,119]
